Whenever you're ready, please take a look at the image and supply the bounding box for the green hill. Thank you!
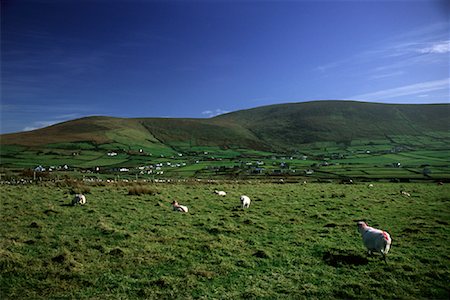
[213,100,449,148]
[1,101,449,151]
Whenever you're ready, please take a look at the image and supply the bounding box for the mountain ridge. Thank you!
[1,101,449,151]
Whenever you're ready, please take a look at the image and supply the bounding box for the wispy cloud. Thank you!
[201,109,230,118]
[314,22,449,79]
[418,40,450,54]
[2,28,109,106]
[385,21,449,44]
[370,70,405,80]
[0,103,94,133]
[348,78,450,101]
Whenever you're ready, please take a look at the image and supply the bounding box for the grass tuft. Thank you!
[127,185,159,196]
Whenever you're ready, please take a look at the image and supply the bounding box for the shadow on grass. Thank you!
[323,248,369,267]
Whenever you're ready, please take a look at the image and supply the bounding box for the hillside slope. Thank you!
[213,101,450,147]
[1,101,448,151]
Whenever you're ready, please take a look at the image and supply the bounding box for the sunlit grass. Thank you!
[1,182,449,299]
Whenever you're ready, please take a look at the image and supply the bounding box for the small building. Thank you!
[34,165,45,172]
[304,169,314,175]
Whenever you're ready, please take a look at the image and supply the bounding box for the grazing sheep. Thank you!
[400,190,411,197]
[172,200,188,213]
[72,194,86,206]
[368,184,374,188]
[240,195,251,209]
[214,190,227,196]
[357,221,392,262]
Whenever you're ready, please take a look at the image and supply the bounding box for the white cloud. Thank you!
[418,40,450,54]
[201,109,230,118]
[348,78,450,101]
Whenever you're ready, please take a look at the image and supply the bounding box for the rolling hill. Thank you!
[1,100,448,152]
[214,100,450,147]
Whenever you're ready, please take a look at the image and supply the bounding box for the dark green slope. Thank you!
[213,101,450,148]
[138,118,268,150]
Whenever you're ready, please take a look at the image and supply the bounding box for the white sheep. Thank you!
[368,184,374,188]
[240,195,251,208]
[400,190,411,197]
[214,190,227,196]
[72,194,86,206]
[357,221,392,262]
[172,200,188,213]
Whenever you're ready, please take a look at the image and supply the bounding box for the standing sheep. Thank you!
[172,200,188,213]
[72,194,86,206]
[240,195,251,209]
[357,221,392,262]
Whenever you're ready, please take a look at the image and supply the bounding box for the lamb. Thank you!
[172,200,188,213]
[368,184,374,188]
[214,190,227,196]
[240,195,251,208]
[72,194,86,206]
[357,221,392,262]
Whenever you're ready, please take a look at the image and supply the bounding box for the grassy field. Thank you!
[1,181,449,299]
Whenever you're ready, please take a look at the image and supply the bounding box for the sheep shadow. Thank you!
[323,248,369,267]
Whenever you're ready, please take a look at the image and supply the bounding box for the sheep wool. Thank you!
[72,194,86,206]
[240,195,251,208]
[214,190,227,196]
[357,221,392,261]
[172,201,188,213]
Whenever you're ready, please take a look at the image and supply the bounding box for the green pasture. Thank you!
[1,182,449,299]
[1,134,449,180]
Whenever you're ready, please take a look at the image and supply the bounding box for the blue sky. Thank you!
[1,0,449,133]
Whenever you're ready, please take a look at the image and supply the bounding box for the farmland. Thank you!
[1,101,448,181]
[1,133,449,182]
[1,181,449,299]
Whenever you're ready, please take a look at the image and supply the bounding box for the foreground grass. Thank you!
[1,182,449,299]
